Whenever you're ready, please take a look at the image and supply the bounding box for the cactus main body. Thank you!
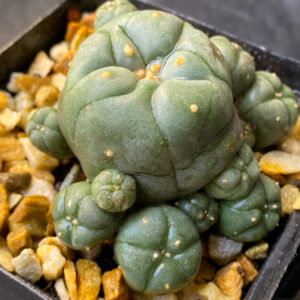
[58,9,243,203]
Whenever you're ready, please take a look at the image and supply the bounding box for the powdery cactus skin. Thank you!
[95,0,138,29]
[211,35,255,99]
[52,182,124,249]
[216,174,281,242]
[174,192,218,232]
[26,107,73,159]
[114,205,202,294]
[204,142,260,201]
[58,8,243,204]
[91,169,136,212]
[237,71,298,149]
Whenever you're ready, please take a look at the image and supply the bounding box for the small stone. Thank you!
[208,234,243,266]
[35,85,59,108]
[102,266,130,300]
[28,51,54,78]
[36,244,66,281]
[12,248,42,282]
[0,91,7,111]
[51,73,66,92]
[0,172,31,191]
[213,262,244,300]
[197,282,230,300]
[7,225,33,256]
[70,25,90,52]
[54,278,70,300]
[194,258,216,283]
[6,72,23,93]
[0,108,21,131]
[0,237,15,272]
[236,253,258,286]
[7,193,22,210]
[245,241,269,260]
[50,41,70,62]
[259,151,300,175]
[281,184,300,215]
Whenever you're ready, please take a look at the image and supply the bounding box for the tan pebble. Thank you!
[36,244,66,281]
[236,253,258,286]
[213,262,244,300]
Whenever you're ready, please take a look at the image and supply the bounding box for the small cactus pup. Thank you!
[58,5,243,203]
[91,169,136,213]
[26,107,73,159]
[52,181,123,249]
[95,0,137,28]
[205,142,260,201]
[114,205,202,294]
[174,192,218,232]
[217,174,281,242]
[237,71,299,149]
[210,35,255,99]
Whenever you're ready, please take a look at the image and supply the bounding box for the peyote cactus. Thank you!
[211,35,255,99]
[204,142,260,201]
[26,107,73,159]
[174,192,218,232]
[114,205,202,294]
[237,71,298,149]
[29,0,297,295]
[58,5,243,203]
[91,169,136,212]
[217,174,281,242]
[52,182,123,249]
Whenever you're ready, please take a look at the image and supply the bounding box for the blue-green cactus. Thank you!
[217,174,281,242]
[58,8,243,203]
[26,107,73,159]
[211,35,255,98]
[237,71,298,149]
[205,142,260,201]
[175,192,218,232]
[114,205,202,294]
